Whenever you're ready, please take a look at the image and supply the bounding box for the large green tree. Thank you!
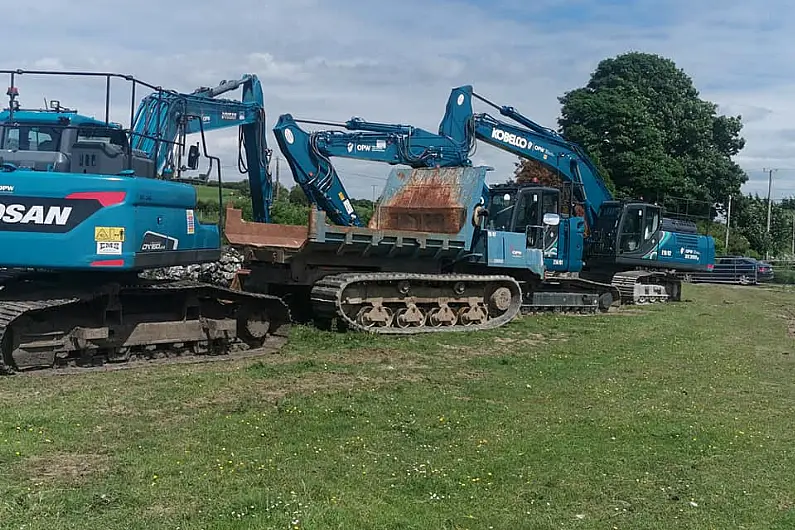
[557,52,747,218]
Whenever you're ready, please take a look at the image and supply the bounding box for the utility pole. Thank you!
[764,167,778,233]
[724,194,732,251]
[764,167,778,260]
[791,213,794,256]
[790,214,795,256]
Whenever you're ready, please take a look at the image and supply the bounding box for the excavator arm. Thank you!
[272,113,474,226]
[131,74,273,222]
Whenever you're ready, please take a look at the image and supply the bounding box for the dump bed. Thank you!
[224,166,489,263]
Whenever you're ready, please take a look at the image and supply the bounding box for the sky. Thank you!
[5,0,795,201]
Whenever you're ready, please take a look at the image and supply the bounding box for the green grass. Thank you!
[194,184,240,204]
[1,284,795,529]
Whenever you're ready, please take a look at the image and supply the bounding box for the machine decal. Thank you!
[642,231,672,260]
[96,241,122,255]
[95,226,125,255]
[186,209,195,235]
[0,196,102,232]
[0,185,14,193]
[94,226,125,242]
[491,127,533,149]
[140,231,179,252]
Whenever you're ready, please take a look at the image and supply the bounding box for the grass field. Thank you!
[1,284,794,529]
[194,184,239,203]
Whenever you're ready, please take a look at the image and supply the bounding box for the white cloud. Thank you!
[3,0,794,201]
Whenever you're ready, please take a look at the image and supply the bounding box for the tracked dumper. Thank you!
[225,166,529,333]
[225,166,621,333]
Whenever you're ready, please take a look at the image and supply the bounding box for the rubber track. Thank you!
[0,279,291,375]
[310,272,523,334]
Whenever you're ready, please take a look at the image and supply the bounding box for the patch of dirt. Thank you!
[95,402,138,416]
[16,336,289,379]
[23,452,110,484]
[610,308,648,315]
[770,309,795,338]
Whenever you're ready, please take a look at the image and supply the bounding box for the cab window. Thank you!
[1,125,61,151]
[488,192,515,231]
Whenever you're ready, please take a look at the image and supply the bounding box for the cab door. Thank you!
[513,189,542,250]
[617,204,661,257]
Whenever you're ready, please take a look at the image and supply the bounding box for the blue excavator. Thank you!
[433,85,716,304]
[0,69,289,373]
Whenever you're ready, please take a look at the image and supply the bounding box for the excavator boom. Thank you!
[131,74,273,222]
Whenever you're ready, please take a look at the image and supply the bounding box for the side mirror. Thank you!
[543,213,560,226]
[187,144,200,170]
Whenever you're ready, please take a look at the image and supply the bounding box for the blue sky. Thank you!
[5,0,794,200]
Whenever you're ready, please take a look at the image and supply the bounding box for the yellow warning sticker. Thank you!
[94,226,125,242]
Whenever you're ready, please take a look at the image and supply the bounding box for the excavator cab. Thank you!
[0,112,157,177]
[587,200,664,260]
[617,203,662,253]
[486,184,561,252]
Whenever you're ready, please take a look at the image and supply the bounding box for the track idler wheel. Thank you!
[598,292,614,313]
[237,308,273,348]
[488,287,513,314]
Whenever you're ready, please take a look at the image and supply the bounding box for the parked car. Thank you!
[684,256,773,285]
[754,259,775,282]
